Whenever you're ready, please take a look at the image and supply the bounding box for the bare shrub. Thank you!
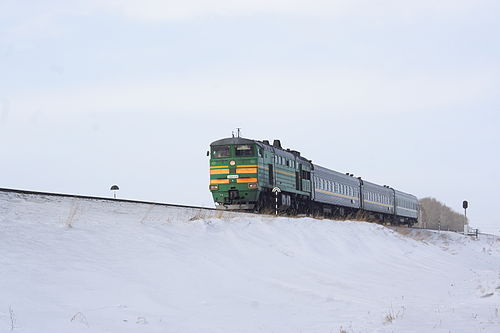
[189,212,205,221]
[65,201,80,228]
[383,305,405,325]
[215,210,225,219]
[418,197,467,232]
[70,312,89,327]
[9,306,16,331]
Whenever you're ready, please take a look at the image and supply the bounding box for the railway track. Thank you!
[0,187,219,212]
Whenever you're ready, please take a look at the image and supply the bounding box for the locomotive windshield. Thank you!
[212,145,230,158]
[235,144,254,156]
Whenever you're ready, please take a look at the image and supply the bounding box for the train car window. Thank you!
[235,144,254,156]
[212,146,230,158]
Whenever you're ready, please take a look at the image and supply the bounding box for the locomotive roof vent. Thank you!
[273,140,282,148]
[262,140,270,145]
[290,150,301,156]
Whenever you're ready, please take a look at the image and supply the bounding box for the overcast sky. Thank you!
[1,0,499,234]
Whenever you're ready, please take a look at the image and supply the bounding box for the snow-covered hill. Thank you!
[0,191,498,333]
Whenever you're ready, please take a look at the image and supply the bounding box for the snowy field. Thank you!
[0,191,498,333]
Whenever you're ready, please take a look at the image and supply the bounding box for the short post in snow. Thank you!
[463,200,468,235]
[272,187,281,216]
[110,185,120,199]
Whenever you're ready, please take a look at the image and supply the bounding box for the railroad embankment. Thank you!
[0,190,498,333]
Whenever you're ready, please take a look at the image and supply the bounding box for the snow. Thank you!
[0,191,498,333]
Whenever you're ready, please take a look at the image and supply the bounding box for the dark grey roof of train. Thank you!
[394,189,418,200]
[313,164,360,183]
[210,137,256,146]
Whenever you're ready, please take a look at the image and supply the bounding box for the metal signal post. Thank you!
[463,200,468,235]
[272,187,281,216]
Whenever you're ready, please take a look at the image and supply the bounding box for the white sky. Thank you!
[1,0,499,233]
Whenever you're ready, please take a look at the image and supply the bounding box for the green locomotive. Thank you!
[209,136,313,213]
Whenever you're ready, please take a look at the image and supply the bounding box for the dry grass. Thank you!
[383,305,406,325]
[70,312,89,327]
[65,202,79,228]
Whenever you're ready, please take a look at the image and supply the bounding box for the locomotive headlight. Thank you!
[209,184,219,191]
[248,183,258,189]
